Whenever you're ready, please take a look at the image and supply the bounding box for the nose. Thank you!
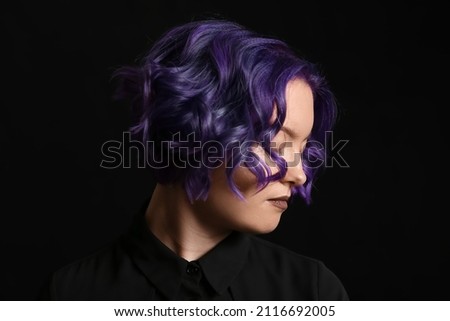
[280,154,307,187]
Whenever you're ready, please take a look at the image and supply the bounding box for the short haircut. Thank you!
[113,19,337,204]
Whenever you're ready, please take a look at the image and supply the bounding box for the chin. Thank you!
[239,219,281,235]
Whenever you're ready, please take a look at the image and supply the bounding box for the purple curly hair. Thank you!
[113,19,337,204]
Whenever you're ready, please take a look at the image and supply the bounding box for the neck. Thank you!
[145,183,231,261]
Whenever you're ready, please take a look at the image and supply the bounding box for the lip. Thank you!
[268,199,288,210]
[267,195,290,210]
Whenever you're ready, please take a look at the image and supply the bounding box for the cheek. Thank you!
[207,165,253,205]
[233,144,278,192]
[232,165,260,197]
[233,167,257,193]
[202,164,281,233]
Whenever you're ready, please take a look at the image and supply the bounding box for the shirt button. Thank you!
[186,263,200,275]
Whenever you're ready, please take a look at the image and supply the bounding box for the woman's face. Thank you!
[193,79,314,234]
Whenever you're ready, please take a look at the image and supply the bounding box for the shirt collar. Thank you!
[124,198,250,299]
[198,231,250,295]
[124,203,186,300]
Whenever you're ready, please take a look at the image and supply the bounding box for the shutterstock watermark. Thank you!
[100,131,349,169]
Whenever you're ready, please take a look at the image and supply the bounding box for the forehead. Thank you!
[282,79,314,139]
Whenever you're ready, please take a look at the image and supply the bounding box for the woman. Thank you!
[40,19,349,300]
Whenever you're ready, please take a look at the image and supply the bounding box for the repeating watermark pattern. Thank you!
[100,131,349,169]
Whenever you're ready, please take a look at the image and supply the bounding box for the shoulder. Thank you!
[40,236,149,300]
[244,235,349,300]
[248,235,325,274]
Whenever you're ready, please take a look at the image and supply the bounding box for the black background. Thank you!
[1,0,449,300]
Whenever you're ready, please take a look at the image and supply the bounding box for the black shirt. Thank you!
[39,202,349,300]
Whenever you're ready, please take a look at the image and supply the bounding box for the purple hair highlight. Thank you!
[112,19,337,205]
